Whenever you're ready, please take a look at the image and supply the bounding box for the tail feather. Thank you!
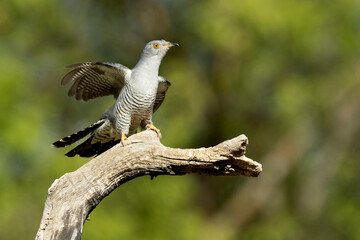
[65,138,120,158]
[65,137,97,157]
[52,118,120,158]
[52,119,105,148]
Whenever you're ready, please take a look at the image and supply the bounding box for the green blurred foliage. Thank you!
[0,0,359,239]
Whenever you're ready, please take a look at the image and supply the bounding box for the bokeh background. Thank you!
[1,0,360,239]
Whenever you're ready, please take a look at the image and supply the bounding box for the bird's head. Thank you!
[142,40,179,58]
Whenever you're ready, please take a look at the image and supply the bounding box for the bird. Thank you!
[52,40,179,157]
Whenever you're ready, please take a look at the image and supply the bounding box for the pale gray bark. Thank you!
[36,130,262,240]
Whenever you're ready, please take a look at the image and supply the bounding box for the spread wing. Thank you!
[61,62,131,101]
[154,76,171,113]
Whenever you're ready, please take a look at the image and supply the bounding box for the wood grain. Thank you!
[36,130,261,240]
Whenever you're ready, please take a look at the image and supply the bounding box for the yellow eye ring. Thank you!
[153,43,160,49]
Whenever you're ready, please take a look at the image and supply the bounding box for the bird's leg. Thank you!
[146,124,162,138]
[120,134,128,146]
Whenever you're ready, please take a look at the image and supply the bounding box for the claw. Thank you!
[146,124,162,138]
[120,134,128,146]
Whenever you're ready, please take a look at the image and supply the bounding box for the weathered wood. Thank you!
[35,130,262,240]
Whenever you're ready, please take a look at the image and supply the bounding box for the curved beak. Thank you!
[163,42,180,49]
[170,42,180,47]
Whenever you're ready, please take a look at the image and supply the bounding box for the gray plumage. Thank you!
[52,40,178,157]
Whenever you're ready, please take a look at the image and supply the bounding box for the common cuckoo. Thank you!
[52,40,179,157]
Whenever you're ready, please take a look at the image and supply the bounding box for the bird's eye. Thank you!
[153,43,160,49]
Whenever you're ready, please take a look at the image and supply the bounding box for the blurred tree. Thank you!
[0,0,359,239]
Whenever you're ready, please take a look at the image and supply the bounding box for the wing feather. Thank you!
[61,62,131,101]
[154,76,171,113]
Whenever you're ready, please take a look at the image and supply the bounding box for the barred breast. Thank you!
[114,82,157,137]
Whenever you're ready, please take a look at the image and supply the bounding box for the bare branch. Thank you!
[35,130,262,240]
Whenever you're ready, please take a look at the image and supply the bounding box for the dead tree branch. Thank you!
[35,130,262,240]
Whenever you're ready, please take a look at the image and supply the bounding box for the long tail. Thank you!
[52,119,120,158]
[65,138,120,158]
[52,120,105,148]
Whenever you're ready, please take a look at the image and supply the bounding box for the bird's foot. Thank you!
[146,124,162,138]
[120,134,128,146]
